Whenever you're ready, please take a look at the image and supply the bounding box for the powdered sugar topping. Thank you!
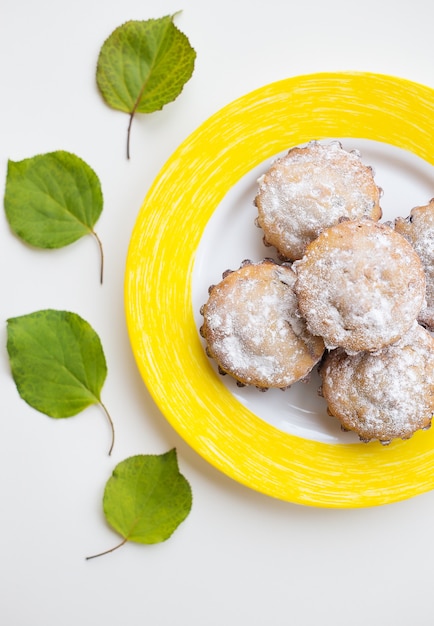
[294,219,426,353]
[321,322,434,441]
[202,262,324,388]
[255,141,382,260]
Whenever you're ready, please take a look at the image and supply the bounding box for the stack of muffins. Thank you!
[200,141,434,445]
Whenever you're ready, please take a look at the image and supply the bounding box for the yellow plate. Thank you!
[125,71,434,508]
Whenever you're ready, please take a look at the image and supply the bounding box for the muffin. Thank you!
[394,198,434,331]
[254,140,382,261]
[199,259,325,389]
[294,218,426,353]
[319,322,434,444]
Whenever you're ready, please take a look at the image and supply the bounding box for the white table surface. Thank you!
[2,1,434,625]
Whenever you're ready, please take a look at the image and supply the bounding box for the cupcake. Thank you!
[394,198,434,331]
[200,259,325,389]
[254,140,382,261]
[319,322,434,444]
[293,218,426,353]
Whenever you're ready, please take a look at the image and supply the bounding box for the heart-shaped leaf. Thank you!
[96,15,196,158]
[4,151,105,282]
[87,449,192,559]
[6,309,115,454]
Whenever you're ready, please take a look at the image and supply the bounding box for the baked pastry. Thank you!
[294,218,426,353]
[394,198,434,331]
[319,322,434,444]
[199,259,325,389]
[254,140,382,261]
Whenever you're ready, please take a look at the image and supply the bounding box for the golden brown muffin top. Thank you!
[255,141,382,260]
[394,198,434,331]
[294,218,426,353]
[200,260,325,389]
[320,322,434,443]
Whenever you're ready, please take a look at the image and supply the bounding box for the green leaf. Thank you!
[6,309,115,454]
[87,450,192,559]
[4,151,105,283]
[96,14,196,158]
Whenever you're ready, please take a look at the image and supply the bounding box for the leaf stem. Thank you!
[100,400,115,455]
[92,230,104,284]
[85,537,128,560]
[126,112,134,160]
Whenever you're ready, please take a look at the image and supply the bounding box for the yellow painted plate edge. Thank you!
[125,71,434,508]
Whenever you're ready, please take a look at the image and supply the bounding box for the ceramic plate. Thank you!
[125,72,434,507]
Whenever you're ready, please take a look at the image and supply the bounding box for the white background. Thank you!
[1,1,434,625]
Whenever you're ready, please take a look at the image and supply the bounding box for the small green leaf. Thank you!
[4,151,105,283]
[87,450,192,559]
[96,14,196,158]
[6,309,115,454]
